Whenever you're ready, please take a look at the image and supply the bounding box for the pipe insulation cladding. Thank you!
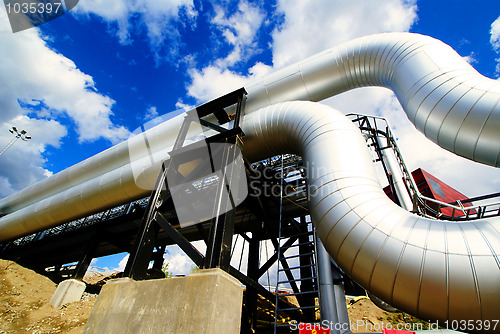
[241,101,500,325]
[243,32,500,167]
[1,32,499,240]
[0,33,498,324]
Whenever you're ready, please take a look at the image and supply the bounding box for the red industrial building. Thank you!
[384,168,474,218]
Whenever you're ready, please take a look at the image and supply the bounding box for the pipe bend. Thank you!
[241,100,500,325]
[245,32,500,167]
[0,32,499,279]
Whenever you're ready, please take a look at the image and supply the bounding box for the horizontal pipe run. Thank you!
[2,32,500,241]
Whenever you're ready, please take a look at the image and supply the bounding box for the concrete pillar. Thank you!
[50,279,86,308]
[83,268,243,334]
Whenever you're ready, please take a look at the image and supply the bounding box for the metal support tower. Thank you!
[123,88,247,279]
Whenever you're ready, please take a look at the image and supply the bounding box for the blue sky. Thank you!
[0,0,499,274]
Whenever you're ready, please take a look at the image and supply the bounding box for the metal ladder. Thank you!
[349,113,500,221]
[274,216,320,332]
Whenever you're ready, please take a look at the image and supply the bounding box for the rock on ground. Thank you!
[0,259,97,334]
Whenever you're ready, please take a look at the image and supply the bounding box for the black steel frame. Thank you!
[123,88,247,279]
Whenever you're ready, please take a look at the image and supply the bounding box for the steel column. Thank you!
[316,237,340,333]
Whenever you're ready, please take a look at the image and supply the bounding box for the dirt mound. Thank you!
[0,259,97,334]
[0,259,428,333]
[347,296,391,332]
[347,296,431,333]
[82,271,122,295]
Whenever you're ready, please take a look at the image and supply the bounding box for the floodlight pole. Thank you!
[0,127,31,156]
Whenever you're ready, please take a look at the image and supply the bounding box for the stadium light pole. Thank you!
[0,127,32,156]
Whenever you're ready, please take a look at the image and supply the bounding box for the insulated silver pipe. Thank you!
[316,237,340,333]
[330,261,349,328]
[317,237,351,333]
[244,33,500,167]
[0,116,184,240]
[0,32,497,328]
[0,114,181,216]
[241,101,500,325]
[375,135,413,210]
[0,32,499,250]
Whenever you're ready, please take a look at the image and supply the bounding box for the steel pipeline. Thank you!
[241,100,499,324]
[2,31,499,224]
[0,32,498,291]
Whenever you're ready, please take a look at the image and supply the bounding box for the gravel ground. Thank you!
[0,259,426,333]
[0,259,96,334]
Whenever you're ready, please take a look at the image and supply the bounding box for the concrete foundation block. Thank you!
[83,268,243,334]
[50,279,86,308]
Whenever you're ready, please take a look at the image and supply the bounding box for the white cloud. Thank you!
[144,106,159,121]
[163,247,196,276]
[184,0,417,102]
[184,0,499,197]
[73,0,197,60]
[0,12,129,143]
[211,0,265,67]
[0,6,130,197]
[116,254,129,272]
[184,62,272,102]
[271,0,417,68]
[163,241,206,276]
[490,15,500,75]
[463,52,478,65]
[175,99,195,111]
[491,16,500,50]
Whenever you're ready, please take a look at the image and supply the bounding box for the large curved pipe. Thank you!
[241,101,500,325]
[243,32,500,167]
[0,32,499,242]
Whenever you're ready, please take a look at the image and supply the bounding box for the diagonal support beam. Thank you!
[155,212,204,268]
[255,236,298,278]
[228,266,304,321]
[270,237,300,295]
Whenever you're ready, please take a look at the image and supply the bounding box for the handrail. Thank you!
[416,193,500,220]
[348,113,500,221]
